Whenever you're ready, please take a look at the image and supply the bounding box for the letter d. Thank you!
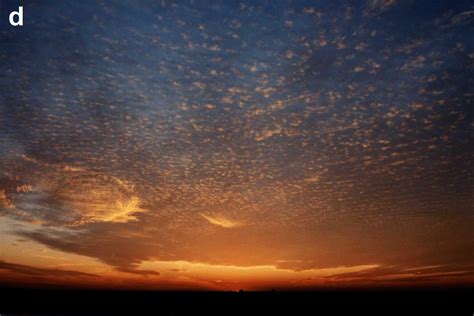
[9,6,24,26]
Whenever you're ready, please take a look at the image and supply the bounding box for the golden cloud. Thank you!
[199,213,243,228]
[0,190,14,209]
[35,167,147,225]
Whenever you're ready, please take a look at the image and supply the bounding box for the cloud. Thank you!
[0,190,14,209]
[116,266,160,276]
[1,160,147,226]
[321,264,474,286]
[365,0,397,16]
[199,213,243,228]
[18,229,162,276]
[138,259,380,290]
[46,169,147,225]
[71,195,144,226]
[0,260,97,278]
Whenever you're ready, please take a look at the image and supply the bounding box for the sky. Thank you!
[0,0,473,291]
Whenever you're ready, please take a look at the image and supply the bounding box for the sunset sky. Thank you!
[0,0,473,291]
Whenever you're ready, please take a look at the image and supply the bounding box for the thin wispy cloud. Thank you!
[199,213,243,228]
